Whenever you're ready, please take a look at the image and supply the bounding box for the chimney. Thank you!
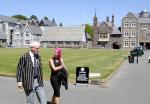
[111,14,114,26]
[106,16,109,22]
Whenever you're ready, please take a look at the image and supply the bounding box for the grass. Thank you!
[0,48,129,80]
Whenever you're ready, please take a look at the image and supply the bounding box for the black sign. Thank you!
[76,67,89,84]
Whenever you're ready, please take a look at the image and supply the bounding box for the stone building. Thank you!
[122,10,150,49]
[92,14,122,49]
[41,26,91,48]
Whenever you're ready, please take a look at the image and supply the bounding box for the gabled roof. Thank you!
[0,15,17,23]
[28,25,42,34]
[41,26,86,42]
[11,25,22,35]
[112,27,121,34]
[29,19,40,25]
[40,18,57,26]
[12,24,42,35]
[0,15,27,24]
[0,28,6,39]
[122,12,138,21]
[105,22,113,28]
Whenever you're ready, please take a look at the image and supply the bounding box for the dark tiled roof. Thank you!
[112,27,121,34]
[40,18,57,26]
[28,25,42,34]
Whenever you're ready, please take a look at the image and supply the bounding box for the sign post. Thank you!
[76,67,89,84]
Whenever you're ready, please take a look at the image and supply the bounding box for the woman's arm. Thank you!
[60,58,66,69]
[49,59,63,71]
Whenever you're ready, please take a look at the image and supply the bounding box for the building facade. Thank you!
[122,10,150,49]
[41,26,91,48]
[93,14,122,49]
[0,15,57,48]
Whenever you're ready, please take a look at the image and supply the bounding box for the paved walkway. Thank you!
[0,51,150,104]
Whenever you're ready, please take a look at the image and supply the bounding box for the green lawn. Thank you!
[0,48,129,80]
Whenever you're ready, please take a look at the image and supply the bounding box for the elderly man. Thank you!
[16,41,47,104]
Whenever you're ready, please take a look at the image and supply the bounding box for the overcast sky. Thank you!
[0,0,150,26]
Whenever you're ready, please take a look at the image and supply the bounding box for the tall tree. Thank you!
[30,15,38,20]
[85,24,94,38]
[59,22,63,26]
[11,15,28,20]
[44,16,49,20]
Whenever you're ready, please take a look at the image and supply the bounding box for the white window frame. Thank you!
[131,29,136,37]
[142,24,148,29]
[15,34,20,38]
[124,19,129,27]
[124,29,130,37]
[130,38,136,47]
[131,19,136,27]
[145,30,150,37]
[26,31,30,37]
[123,38,129,47]
[24,40,30,45]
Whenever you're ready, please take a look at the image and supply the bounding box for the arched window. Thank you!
[131,29,136,37]
[123,38,129,47]
[124,29,130,37]
[131,19,136,27]
[124,19,129,27]
[130,38,136,47]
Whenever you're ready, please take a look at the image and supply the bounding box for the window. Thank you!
[25,40,30,44]
[123,38,129,47]
[124,30,129,37]
[131,30,136,37]
[131,19,136,27]
[58,41,63,45]
[142,24,148,29]
[145,31,150,37]
[99,33,108,38]
[74,42,79,45]
[124,19,129,27]
[15,34,20,38]
[50,41,55,44]
[130,38,136,47]
[26,31,30,37]
[66,42,71,45]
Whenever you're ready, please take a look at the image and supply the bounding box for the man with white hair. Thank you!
[16,41,47,104]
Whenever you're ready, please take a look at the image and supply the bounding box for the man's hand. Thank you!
[17,82,23,92]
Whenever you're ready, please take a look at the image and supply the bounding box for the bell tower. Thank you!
[92,10,99,48]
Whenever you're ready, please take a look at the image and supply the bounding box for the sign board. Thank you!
[76,67,89,84]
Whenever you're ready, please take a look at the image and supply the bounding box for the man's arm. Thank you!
[16,55,25,90]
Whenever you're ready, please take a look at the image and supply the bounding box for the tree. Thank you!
[30,15,38,20]
[59,22,63,26]
[11,15,28,20]
[85,24,94,38]
[44,16,49,20]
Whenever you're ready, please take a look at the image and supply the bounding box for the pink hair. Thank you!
[55,48,62,60]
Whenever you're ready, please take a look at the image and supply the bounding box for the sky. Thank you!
[0,0,150,26]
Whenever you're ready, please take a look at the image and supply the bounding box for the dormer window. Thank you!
[26,31,30,37]
[124,19,129,27]
[131,19,136,27]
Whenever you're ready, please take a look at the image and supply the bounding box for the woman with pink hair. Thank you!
[49,48,68,104]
